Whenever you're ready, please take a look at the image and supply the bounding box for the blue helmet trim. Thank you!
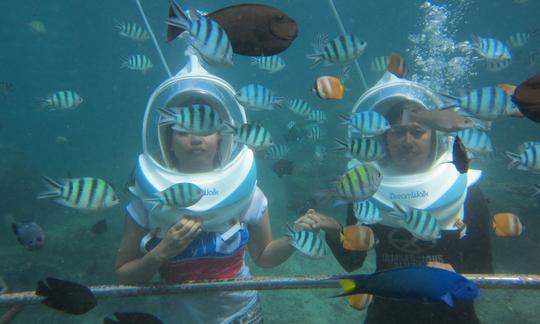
[426,173,467,210]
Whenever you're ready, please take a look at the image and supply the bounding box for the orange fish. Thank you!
[340,225,376,251]
[313,76,344,100]
[493,213,524,237]
[347,293,373,310]
[498,83,516,95]
[387,53,408,78]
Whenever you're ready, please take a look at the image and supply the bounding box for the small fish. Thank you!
[55,136,69,144]
[511,72,540,123]
[506,145,540,171]
[527,49,540,67]
[335,138,385,162]
[387,53,408,78]
[307,109,327,123]
[287,98,313,117]
[36,277,97,315]
[507,31,537,49]
[313,76,345,100]
[347,294,373,311]
[90,219,107,235]
[271,159,294,177]
[492,213,523,237]
[37,176,119,211]
[307,34,367,67]
[236,84,284,111]
[314,144,326,162]
[341,111,391,137]
[104,312,163,324]
[223,122,273,150]
[354,200,382,224]
[517,141,540,153]
[533,182,540,199]
[404,108,474,132]
[285,224,326,258]
[263,143,289,160]
[27,20,47,34]
[120,54,153,74]
[470,36,511,61]
[335,266,479,307]
[336,164,382,203]
[441,87,514,121]
[390,203,441,241]
[115,21,150,42]
[0,81,14,97]
[340,225,376,251]
[167,1,233,66]
[370,56,388,72]
[450,136,470,174]
[12,221,45,251]
[287,120,297,130]
[251,55,285,73]
[485,58,511,72]
[306,125,323,141]
[456,129,493,155]
[146,183,203,209]
[40,91,83,111]
[159,104,223,136]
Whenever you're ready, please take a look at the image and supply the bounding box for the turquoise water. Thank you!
[1,0,540,323]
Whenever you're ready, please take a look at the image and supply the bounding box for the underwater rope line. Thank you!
[327,0,368,91]
[1,274,540,307]
[135,0,172,78]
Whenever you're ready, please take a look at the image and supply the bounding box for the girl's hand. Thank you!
[153,217,202,261]
[294,209,341,236]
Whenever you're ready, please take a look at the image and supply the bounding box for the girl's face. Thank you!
[171,131,220,173]
[386,122,433,174]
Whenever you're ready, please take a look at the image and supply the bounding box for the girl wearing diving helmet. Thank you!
[115,56,296,323]
[296,74,493,324]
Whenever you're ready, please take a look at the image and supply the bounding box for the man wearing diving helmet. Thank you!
[296,73,493,323]
[115,55,297,323]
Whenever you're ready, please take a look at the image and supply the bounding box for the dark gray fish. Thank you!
[104,312,163,324]
[285,224,326,258]
[167,3,298,56]
[90,219,107,235]
[451,136,470,174]
[0,81,14,97]
[12,221,45,251]
[36,277,97,315]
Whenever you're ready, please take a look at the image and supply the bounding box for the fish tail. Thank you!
[158,107,176,126]
[36,176,62,199]
[338,113,351,126]
[333,138,349,152]
[306,53,324,68]
[166,0,191,30]
[120,57,129,69]
[250,57,260,66]
[113,19,123,31]
[532,183,540,199]
[221,122,237,135]
[284,223,295,239]
[332,275,369,297]
[35,280,50,297]
[505,151,522,169]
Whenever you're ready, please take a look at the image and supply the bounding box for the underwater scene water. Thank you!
[1,0,540,323]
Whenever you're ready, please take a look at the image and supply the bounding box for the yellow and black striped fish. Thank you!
[285,224,326,258]
[115,21,150,42]
[37,176,119,211]
[146,183,203,209]
[336,164,382,202]
[40,90,83,111]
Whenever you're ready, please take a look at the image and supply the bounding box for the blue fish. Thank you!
[12,221,46,251]
[470,36,511,61]
[307,34,367,67]
[335,266,479,307]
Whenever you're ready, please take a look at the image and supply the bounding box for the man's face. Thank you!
[386,122,433,173]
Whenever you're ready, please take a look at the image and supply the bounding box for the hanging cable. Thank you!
[135,0,172,77]
[327,0,368,91]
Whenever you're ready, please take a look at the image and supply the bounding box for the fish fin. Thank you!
[284,223,295,239]
[166,0,190,30]
[532,183,540,199]
[505,151,522,169]
[334,279,357,297]
[36,176,62,199]
[157,107,177,126]
[187,8,202,21]
[333,138,349,152]
[35,280,50,297]
[441,292,455,307]
[221,121,237,135]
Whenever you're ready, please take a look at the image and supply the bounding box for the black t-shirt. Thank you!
[326,184,493,324]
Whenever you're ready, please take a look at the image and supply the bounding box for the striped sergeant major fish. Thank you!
[37,176,119,211]
[235,84,285,111]
[336,164,382,203]
[470,35,511,61]
[335,138,385,162]
[251,55,285,73]
[115,21,150,42]
[485,58,511,72]
[455,128,493,156]
[306,125,323,141]
[390,203,441,241]
[307,33,367,67]
[285,224,326,258]
[517,141,540,153]
[40,90,83,110]
[223,122,273,151]
[370,56,388,72]
[354,200,382,225]
[120,54,153,74]
[158,104,223,136]
[287,98,313,117]
[507,30,538,49]
[263,143,289,160]
[506,144,540,172]
[145,183,203,209]
[340,111,391,137]
[166,0,233,67]
[441,86,514,121]
[307,109,327,123]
